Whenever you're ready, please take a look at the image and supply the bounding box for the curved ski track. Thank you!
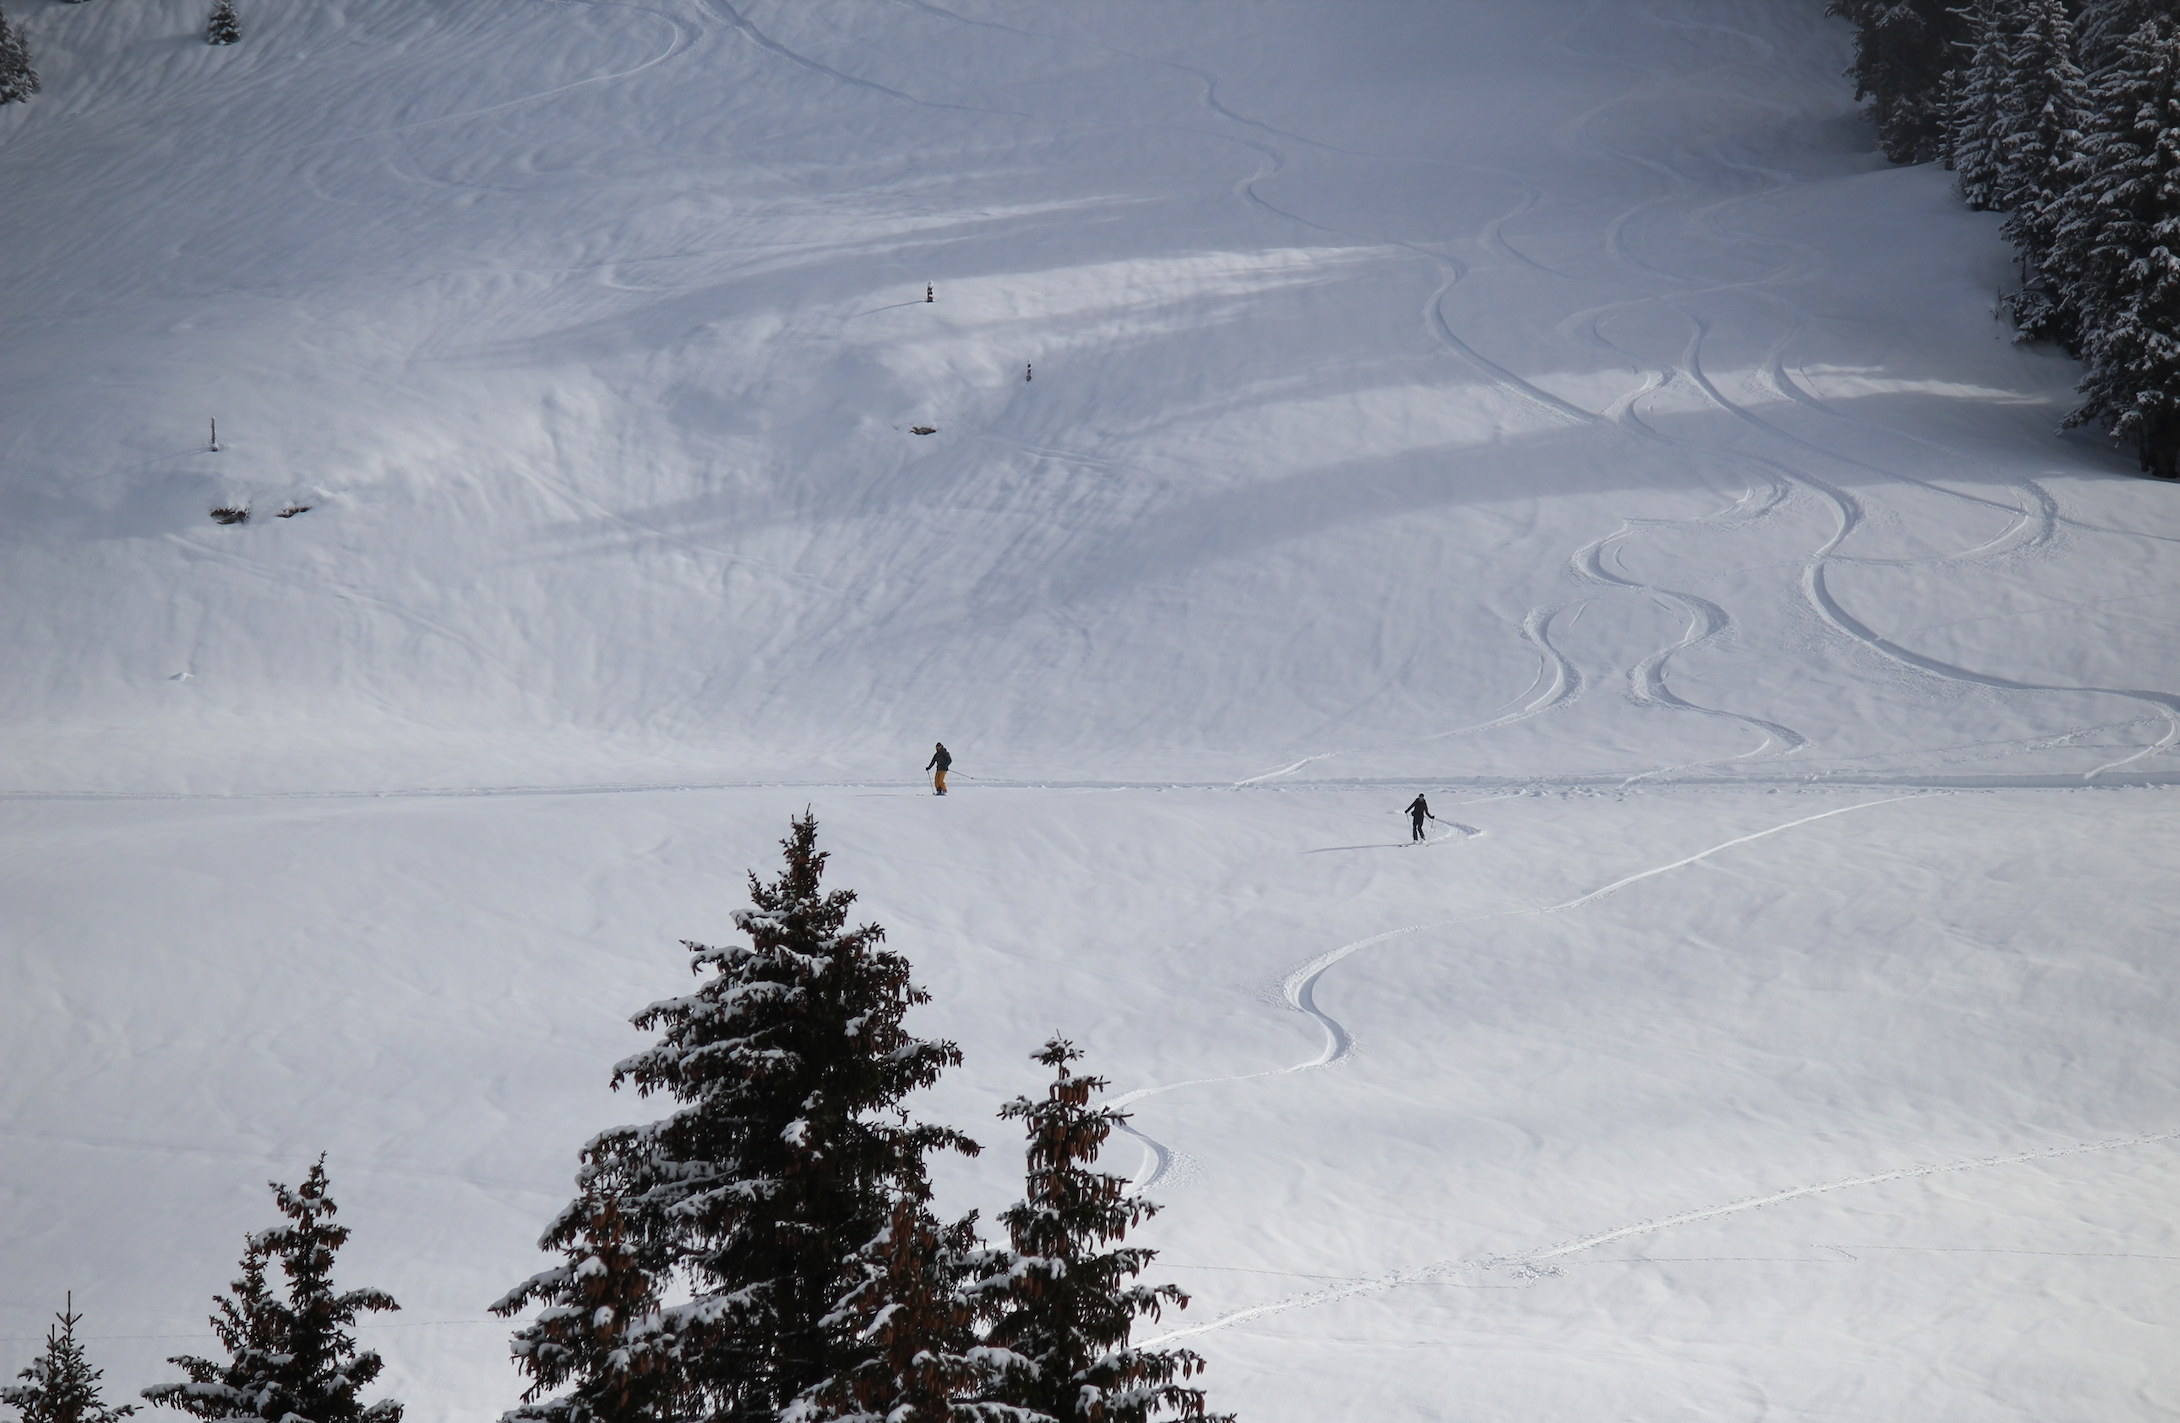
[1119,789,2180,1344]
[866,0,2158,794]
[1555,1,2180,783]
[10,11,2177,1403]
[1098,2,2180,1353]
[1111,794,1926,1169]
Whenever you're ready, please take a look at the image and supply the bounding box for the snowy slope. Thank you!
[6,0,2178,792]
[3,3,2177,1421]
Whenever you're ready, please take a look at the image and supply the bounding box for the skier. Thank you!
[1405,792,1434,842]
[926,741,952,796]
[926,284,934,302]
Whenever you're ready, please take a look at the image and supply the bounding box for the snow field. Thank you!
[3,0,2179,1418]
[4,0,2176,791]
[6,782,2176,1420]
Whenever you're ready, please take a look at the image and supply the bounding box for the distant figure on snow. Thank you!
[927,742,952,796]
[926,284,934,302]
[1025,362,1032,382]
[1405,793,1434,842]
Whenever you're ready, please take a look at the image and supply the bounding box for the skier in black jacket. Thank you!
[1405,792,1434,841]
[927,742,952,796]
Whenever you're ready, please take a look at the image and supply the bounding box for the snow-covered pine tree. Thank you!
[0,2,40,106]
[143,1158,403,1423]
[1827,0,1971,164]
[521,812,977,1423]
[787,1198,996,1423]
[2053,18,2180,475]
[1950,0,2020,207]
[206,2,240,46]
[1985,0,2085,340]
[490,1191,674,1423]
[974,1039,1228,1423]
[143,1240,281,1423]
[1996,0,2084,228]
[2078,0,2180,78]
[3,1297,138,1423]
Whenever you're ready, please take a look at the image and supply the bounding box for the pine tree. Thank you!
[0,2,40,107]
[143,1158,402,1423]
[206,2,240,46]
[1997,0,2085,220]
[974,1039,1227,1423]
[491,1192,674,1423]
[788,1199,998,1423]
[510,812,977,1423]
[3,1297,138,1423]
[1827,0,1972,164]
[1950,0,2020,207]
[2055,19,2180,475]
[1977,0,2087,340]
[2079,0,2180,77]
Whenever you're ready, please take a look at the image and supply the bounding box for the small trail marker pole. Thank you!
[210,417,219,452]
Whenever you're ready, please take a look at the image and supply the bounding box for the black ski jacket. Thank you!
[927,745,952,773]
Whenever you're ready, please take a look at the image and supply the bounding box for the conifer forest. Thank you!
[1832,0,2180,476]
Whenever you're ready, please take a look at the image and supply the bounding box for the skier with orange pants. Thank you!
[927,742,952,796]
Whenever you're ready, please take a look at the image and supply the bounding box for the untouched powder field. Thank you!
[3,2,2176,1420]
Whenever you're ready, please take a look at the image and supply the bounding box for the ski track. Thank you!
[21,0,694,212]
[309,0,693,155]
[1111,794,1931,1189]
[1658,4,2176,785]
[1519,0,2180,788]
[856,13,1607,777]
[696,0,1026,118]
[9,8,2180,1412]
[865,0,1856,789]
[1106,787,2180,1348]
[1143,1126,2180,1346]
[8,770,2179,806]
[1143,0,1828,782]
[1093,3,2180,1291]
[1412,12,1809,776]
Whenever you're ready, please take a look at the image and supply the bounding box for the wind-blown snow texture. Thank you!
[2,2,2175,1420]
